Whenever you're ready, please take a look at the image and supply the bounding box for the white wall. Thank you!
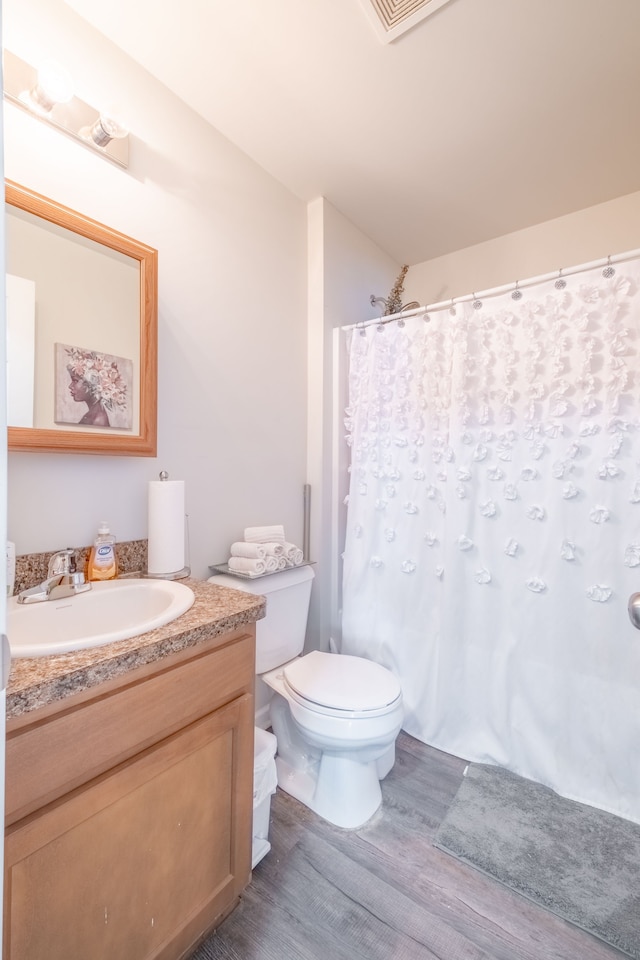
[403,190,640,307]
[306,198,398,650]
[4,0,308,579]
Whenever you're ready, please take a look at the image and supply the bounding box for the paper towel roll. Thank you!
[148,479,185,575]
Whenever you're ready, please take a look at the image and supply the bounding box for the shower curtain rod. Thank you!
[341,247,640,332]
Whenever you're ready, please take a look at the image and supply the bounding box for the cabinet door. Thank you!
[4,693,253,960]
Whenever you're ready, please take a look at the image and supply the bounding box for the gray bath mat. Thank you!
[434,763,640,959]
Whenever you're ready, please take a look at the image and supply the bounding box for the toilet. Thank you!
[207,565,403,829]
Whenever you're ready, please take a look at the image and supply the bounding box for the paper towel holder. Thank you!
[145,562,191,581]
[145,471,191,581]
[145,567,191,581]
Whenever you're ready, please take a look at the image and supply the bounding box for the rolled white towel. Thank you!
[230,541,266,560]
[244,525,285,544]
[264,556,279,573]
[262,541,284,557]
[277,556,287,571]
[282,542,304,566]
[228,557,266,577]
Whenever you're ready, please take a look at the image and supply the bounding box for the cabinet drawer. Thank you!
[6,631,254,825]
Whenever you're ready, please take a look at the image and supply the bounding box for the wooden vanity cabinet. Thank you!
[3,626,256,960]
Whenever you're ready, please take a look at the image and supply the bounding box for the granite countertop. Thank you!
[6,579,265,720]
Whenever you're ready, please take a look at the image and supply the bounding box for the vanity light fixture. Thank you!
[3,49,129,168]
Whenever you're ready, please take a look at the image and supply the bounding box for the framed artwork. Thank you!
[54,343,133,430]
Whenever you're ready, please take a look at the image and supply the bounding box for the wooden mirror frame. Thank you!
[6,180,158,456]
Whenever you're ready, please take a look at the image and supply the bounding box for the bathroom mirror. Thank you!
[5,180,157,455]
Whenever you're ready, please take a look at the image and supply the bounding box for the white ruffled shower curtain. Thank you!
[341,255,640,823]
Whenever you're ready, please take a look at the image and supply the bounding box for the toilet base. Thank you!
[265,661,403,830]
[376,742,395,780]
[276,751,383,829]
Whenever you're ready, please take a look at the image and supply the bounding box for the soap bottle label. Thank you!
[87,545,117,580]
[87,531,118,581]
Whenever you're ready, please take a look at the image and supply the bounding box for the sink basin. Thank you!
[8,578,195,658]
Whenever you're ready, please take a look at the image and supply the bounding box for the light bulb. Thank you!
[26,60,74,113]
[81,112,128,148]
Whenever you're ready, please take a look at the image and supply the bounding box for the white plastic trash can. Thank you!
[252,727,278,868]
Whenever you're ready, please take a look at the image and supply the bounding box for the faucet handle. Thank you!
[48,548,76,578]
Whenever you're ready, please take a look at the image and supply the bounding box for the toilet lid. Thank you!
[283,651,401,712]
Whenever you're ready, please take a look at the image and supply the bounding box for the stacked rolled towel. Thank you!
[229,542,266,560]
[228,556,266,577]
[262,542,284,557]
[227,539,285,577]
[227,527,305,575]
[282,542,304,566]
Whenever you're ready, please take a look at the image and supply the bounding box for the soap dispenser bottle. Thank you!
[86,522,118,581]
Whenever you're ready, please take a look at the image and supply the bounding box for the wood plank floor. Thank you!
[189,732,629,960]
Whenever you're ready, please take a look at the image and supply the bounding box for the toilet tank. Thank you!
[207,565,315,673]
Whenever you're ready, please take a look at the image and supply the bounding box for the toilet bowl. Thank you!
[262,650,403,828]
[207,566,403,829]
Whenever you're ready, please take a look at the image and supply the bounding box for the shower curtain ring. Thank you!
[555,268,566,290]
[602,255,615,279]
[511,281,522,301]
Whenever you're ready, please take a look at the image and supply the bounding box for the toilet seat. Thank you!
[283,651,401,719]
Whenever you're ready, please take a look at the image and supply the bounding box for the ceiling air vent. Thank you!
[359,0,453,42]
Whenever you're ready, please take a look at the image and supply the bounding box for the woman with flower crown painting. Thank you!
[67,369,111,425]
[64,346,128,427]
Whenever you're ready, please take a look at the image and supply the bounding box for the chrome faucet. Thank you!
[17,549,92,604]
